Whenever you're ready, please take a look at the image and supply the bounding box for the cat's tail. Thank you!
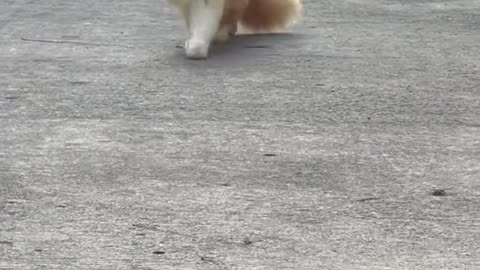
[240,0,302,32]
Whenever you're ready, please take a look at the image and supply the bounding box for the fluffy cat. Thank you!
[167,0,302,59]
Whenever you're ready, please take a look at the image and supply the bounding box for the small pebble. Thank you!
[432,189,447,196]
[243,237,253,245]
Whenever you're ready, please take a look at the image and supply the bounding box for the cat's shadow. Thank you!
[171,33,303,63]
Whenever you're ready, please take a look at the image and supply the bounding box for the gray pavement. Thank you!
[1,0,480,269]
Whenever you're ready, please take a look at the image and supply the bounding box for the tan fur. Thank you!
[219,0,301,37]
[220,0,248,34]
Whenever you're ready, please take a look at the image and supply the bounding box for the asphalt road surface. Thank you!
[1,0,479,269]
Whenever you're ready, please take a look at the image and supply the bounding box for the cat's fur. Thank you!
[167,0,302,59]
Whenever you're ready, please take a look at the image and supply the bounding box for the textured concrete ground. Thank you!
[1,0,479,269]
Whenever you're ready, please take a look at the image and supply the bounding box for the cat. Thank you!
[167,0,302,59]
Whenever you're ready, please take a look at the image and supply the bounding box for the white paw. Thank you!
[214,27,230,43]
[184,39,209,59]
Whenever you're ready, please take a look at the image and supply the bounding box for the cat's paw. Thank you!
[214,25,232,43]
[214,28,230,43]
[184,39,209,59]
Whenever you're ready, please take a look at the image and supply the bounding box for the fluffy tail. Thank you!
[240,0,302,32]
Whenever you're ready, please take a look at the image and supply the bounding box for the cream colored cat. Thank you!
[167,0,302,59]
